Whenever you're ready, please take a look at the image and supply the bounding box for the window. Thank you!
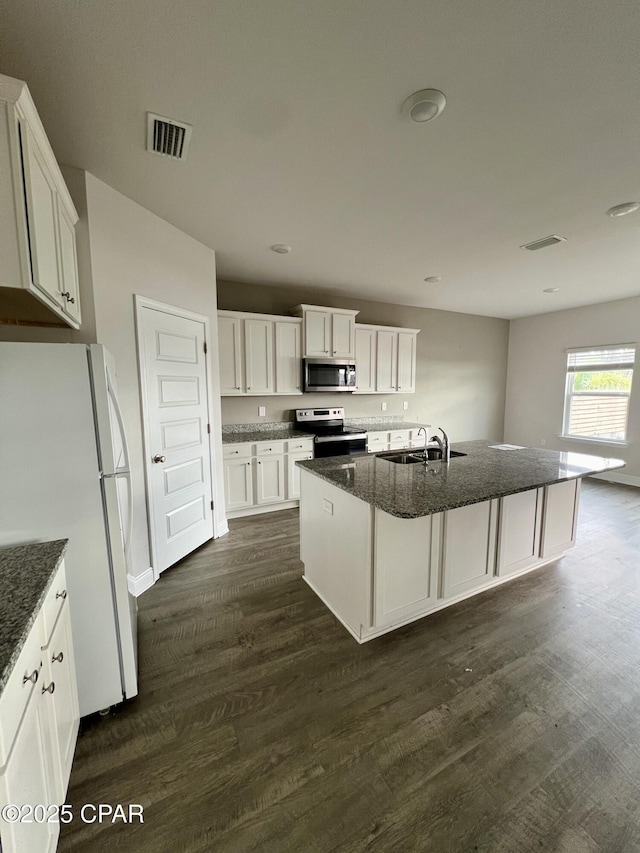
[563,344,635,442]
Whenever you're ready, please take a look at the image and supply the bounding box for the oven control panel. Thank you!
[296,408,345,422]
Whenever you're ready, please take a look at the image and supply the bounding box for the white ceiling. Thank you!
[2,0,640,319]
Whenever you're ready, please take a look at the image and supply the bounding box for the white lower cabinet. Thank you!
[367,427,429,453]
[223,437,314,517]
[541,479,580,559]
[442,500,498,598]
[255,454,285,504]
[496,488,543,576]
[301,471,582,642]
[0,561,79,853]
[374,510,439,626]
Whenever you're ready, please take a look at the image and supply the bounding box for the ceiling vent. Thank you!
[146,113,192,161]
[520,234,567,251]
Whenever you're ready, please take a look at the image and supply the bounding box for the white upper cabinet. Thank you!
[245,318,274,394]
[275,320,302,393]
[217,311,303,396]
[0,74,81,328]
[357,323,419,394]
[292,305,359,358]
[354,326,376,393]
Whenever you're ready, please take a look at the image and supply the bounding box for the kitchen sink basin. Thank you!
[377,449,467,464]
[377,451,426,465]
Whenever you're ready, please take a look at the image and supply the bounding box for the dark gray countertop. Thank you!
[222,427,311,444]
[347,420,427,433]
[0,539,67,694]
[297,440,625,518]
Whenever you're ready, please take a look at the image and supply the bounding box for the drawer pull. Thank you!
[52,651,64,664]
[23,670,39,686]
[42,682,55,695]
[56,590,67,600]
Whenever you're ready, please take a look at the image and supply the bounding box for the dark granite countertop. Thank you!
[0,539,68,695]
[297,440,625,518]
[222,427,311,444]
[348,420,428,433]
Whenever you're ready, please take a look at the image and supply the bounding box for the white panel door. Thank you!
[139,306,214,573]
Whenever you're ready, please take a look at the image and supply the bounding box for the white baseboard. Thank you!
[127,566,156,597]
[215,519,229,538]
[590,472,640,488]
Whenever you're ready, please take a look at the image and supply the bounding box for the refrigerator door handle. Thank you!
[106,369,131,474]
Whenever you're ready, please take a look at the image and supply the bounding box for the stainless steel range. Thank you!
[294,408,367,457]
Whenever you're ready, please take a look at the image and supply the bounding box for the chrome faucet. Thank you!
[417,427,429,461]
[429,427,450,463]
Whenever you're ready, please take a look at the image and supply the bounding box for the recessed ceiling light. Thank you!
[270,244,292,254]
[606,202,640,217]
[424,276,442,283]
[543,287,560,293]
[402,89,446,123]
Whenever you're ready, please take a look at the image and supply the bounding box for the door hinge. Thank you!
[203,341,208,354]
[210,500,214,511]
[207,423,211,434]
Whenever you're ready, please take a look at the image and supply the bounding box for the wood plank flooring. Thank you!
[58,479,640,852]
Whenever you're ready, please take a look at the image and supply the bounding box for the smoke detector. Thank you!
[146,113,192,161]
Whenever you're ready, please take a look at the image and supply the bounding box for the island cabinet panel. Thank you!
[373,509,440,627]
[541,479,580,559]
[496,488,543,576]
[442,500,498,598]
[300,469,373,637]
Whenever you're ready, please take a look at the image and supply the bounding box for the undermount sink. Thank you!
[377,449,467,464]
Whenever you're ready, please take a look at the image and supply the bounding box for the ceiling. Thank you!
[2,0,640,319]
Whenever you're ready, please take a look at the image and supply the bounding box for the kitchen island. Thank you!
[297,441,624,641]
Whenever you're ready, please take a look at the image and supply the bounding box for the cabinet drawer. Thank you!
[0,610,44,768]
[256,441,285,456]
[389,430,411,445]
[367,432,388,448]
[223,443,252,459]
[41,564,68,646]
[286,438,314,453]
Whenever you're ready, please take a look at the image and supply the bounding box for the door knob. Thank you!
[153,454,166,463]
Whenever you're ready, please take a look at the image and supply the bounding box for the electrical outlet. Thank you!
[381,402,387,411]
[258,406,266,417]
[540,437,546,446]
[403,401,409,410]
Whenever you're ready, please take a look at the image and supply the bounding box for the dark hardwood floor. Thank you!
[59,479,640,852]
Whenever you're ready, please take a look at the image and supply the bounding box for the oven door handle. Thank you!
[313,433,368,443]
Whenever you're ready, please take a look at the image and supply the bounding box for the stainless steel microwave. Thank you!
[303,358,357,392]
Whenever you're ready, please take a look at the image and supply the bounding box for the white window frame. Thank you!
[561,344,635,445]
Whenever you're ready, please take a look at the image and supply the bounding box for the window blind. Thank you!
[566,345,635,373]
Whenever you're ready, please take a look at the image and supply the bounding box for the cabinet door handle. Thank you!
[23,669,39,686]
[42,682,55,695]
[258,460,262,464]
[52,651,64,664]
[56,589,67,600]
[61,291,75,304]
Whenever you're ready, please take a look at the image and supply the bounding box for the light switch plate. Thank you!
[322,498,334,515]
[258,406,266,417]
[403,401,409,410]
[381,402,387,411]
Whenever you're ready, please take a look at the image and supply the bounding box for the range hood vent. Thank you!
[520,234,567,251]
[146,113,192,161]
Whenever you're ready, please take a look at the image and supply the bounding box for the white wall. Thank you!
[505,295,640,484]
[78,173,224,581]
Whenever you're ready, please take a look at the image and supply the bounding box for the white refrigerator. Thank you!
[0,342,138,717]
